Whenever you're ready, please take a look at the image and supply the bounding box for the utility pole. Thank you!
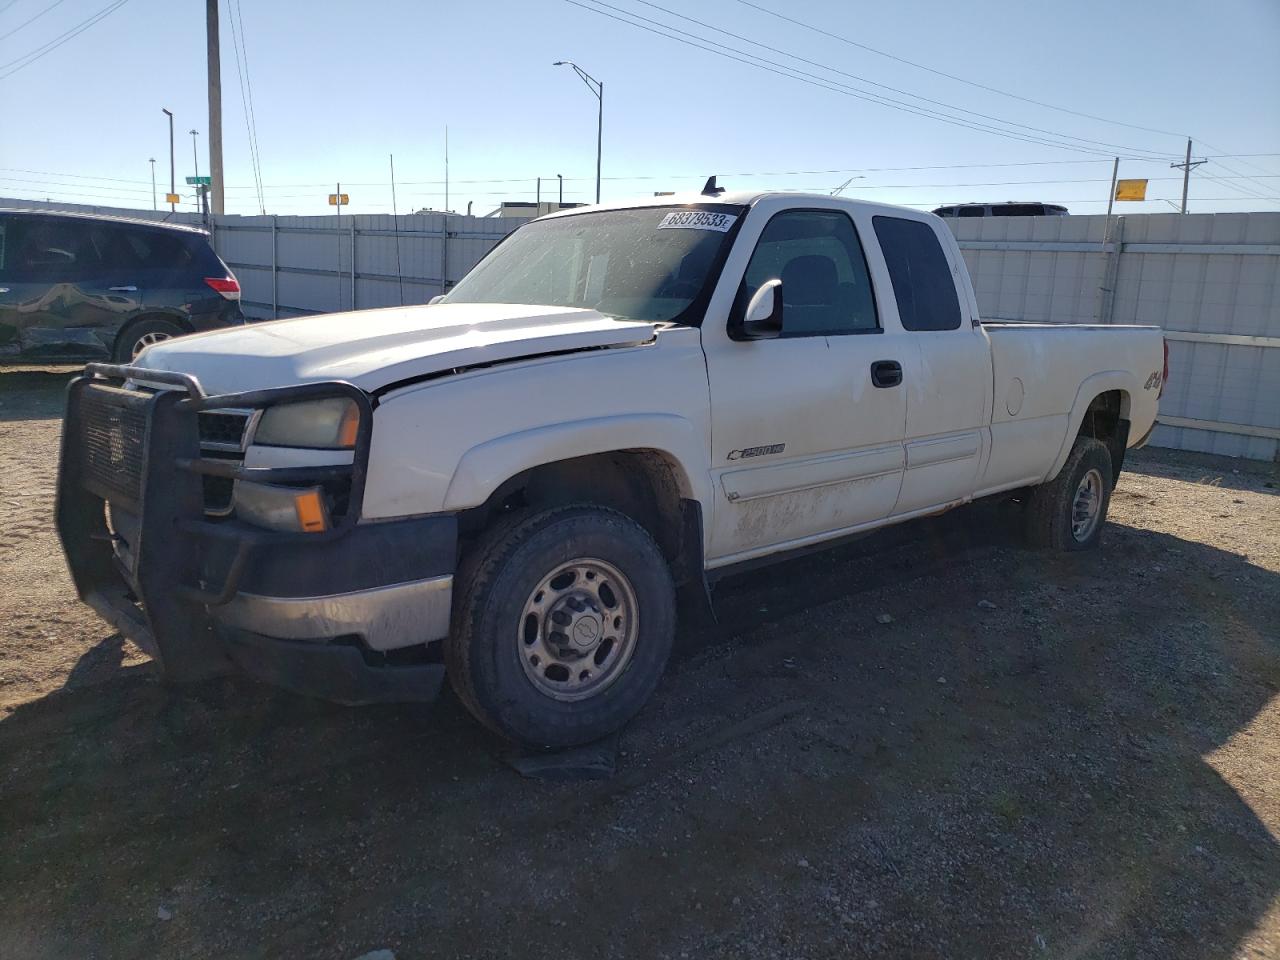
[1170,137,1206,214]
[1106,157,1119,218]
[557,173,563,205]
[161,108,175,212]
[596,80,603,204]
[207,0,225,216]
[149,158,157,210]
[443,126,449,214]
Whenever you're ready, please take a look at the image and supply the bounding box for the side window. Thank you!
[872,216,963,332]
[741,209,878,336]
[958,206,986,218]
[12,218,99,281]
[133,230,195,270]
[93,226,145,273]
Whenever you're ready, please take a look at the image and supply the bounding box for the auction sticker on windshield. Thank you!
[657,210,738,232]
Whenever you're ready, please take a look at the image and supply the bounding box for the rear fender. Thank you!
[1043,371,1135,480]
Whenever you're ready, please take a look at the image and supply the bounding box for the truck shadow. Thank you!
[0,367,79,422]
[1,509,1277,958]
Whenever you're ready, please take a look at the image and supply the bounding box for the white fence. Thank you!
[4,198,1276,460]
[949,212,1279,461]
[213,213,526,318]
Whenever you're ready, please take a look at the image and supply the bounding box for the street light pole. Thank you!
[190,128,205,220]
[161,108,175,212]
[149,158,157,210]
[557,173,563,205]
[553,60,603,204]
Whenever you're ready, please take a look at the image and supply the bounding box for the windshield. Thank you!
[444,204,744,323]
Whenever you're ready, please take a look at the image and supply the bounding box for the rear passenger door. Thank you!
[872,214,993,515]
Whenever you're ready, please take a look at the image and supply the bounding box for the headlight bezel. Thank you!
[251,397,361,450]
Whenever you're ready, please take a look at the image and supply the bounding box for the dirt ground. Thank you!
[1,365,1278,960]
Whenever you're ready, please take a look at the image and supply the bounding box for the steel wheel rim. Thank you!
[517,557,639,702]
[132,331,172,359]
[1071,467,1104,541]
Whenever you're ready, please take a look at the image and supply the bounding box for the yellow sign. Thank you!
[328,194,349,206]
[165,193,181,204]
[1115,179,1148,201]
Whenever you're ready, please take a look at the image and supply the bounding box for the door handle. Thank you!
[109,285,138,292]
[870,360,902,388]
[0,287,9,294]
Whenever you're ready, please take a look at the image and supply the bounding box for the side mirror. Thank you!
[739,279,783,340]
[427,295,446,305]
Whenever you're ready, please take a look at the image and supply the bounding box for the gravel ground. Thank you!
[1,366,1278,960]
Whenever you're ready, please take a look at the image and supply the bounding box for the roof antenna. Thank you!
[701,175,725,196]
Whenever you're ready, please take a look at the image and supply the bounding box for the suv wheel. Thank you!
[116,319,185,362]
[446,504,676,748]
[1024,437,1113,551]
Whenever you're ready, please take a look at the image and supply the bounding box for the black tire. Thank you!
[1024,437,1113,551]
[114,318,186,363]
[446,504,676,748]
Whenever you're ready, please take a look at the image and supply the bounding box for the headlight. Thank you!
[233,482,330,533]
[253,398,360,449]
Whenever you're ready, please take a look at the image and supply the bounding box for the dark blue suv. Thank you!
[0,209,244,363]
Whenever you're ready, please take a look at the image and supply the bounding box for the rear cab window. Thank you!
[872,215,963,332]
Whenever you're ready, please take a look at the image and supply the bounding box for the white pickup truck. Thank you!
[57,187,1166,748]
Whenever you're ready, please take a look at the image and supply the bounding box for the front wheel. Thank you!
[446,505,676,748]
[1024,437,1114,551]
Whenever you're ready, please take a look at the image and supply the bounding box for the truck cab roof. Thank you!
[537,190,937,221]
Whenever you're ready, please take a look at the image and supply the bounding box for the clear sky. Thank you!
[1,0,1278,218]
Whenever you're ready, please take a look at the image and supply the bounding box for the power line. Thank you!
[566,0,1176,161]
[0,175,154,195]
[620,0,1179,160]
[0,0,131,80]
[730,0,1187,141]
[8,165,1280,195]
[1193,139,1280,199]
[0,0,69,42]
[231,0,265,214]
[225,0,265,215]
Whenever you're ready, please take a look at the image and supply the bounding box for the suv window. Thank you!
[94,225,195,271]
[958,206,986,217]
[993,204,1044,217]
[872,216,963,332]
[8,217,100,281]
[741,209,878,336]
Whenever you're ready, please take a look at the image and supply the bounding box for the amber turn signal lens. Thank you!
[293,490,328,533]
[336,402,360,449]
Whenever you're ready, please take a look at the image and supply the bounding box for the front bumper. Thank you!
[56,363,455,704]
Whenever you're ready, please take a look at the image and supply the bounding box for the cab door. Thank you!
[869,214,993,515]
[701,201,910,567]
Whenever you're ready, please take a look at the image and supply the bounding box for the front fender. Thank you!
[1043,370,1136,481]
[442,413,711,512]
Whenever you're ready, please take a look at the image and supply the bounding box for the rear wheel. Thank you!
[446,504,675,748]
[115,318,185,362]
[1024,437,1113,551]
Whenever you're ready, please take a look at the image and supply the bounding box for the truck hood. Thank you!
[134,302,657,395]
